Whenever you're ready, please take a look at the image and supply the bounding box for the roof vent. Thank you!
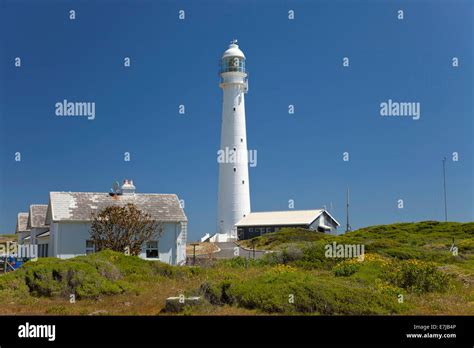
[121,179,136,195]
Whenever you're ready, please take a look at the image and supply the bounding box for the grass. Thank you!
[0,221,472,315]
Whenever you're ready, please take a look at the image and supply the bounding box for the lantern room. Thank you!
[220,40,246,74]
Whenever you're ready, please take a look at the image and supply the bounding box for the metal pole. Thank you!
[346,187,351,232]
[443,157,448,222]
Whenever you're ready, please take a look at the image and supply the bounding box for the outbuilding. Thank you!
[235,209,340,240]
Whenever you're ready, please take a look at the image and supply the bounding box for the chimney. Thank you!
[121,179,136,195]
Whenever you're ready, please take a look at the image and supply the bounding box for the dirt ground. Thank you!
[186,242,219,256]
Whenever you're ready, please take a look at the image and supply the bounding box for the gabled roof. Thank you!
[46,192,187,224]
[27,204,48,229]
[235,209,340,227]
[16,212,29,233]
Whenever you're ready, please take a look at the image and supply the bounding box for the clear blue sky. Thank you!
[1,0,472,241]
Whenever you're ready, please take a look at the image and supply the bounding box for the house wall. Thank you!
[237,224,308,240]
[28,227,50,258]
[17,231,29,244]
[30,227,49,246]
[237,213,339,240]
[138,222,178,264]
[309,213,338,234]
[51,221,182,265]
[176,222,187,265]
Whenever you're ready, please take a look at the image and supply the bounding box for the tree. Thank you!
[90,204,163,256]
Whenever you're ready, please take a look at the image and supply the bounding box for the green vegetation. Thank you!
[0,221,472,315]
[201,264,405,314]
[0,250,194,300]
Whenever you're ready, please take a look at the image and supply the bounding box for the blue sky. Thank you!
[0,0,472,241]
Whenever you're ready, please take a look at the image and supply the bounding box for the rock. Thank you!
[165,296,202,312]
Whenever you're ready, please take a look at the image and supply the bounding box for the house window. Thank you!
[242,180,245,184]
[86,240,96,255]
[266,227,272,233]
[233,107,236,111]
[249,228,254,232]
[240,138,243,143]
[146,241,159,258]
[233,168,236,172]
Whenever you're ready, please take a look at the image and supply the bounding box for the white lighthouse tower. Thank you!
[216,40,251,242]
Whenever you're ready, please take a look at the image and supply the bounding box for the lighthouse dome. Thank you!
[221,41,246,74]
[222,42,245,59]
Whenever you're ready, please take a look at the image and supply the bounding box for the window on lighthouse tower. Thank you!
[221,56,245,74]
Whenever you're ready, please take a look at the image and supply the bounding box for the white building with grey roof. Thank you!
[16,212,30,244]
[17,180,188,265]
[27,204,50,257]
[235,209,340,240]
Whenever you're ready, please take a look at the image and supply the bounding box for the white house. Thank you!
[27,204,49,257]
[16,212,30,244]
[17,180,188,265]
[235,209,340,240]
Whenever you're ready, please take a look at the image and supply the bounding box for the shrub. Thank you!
[260,245,303,265]
[217,256,263,268]
[333,260,361,277]
[0,250,179,299]
[22,259,125,298]
[200,270,401,315]
[281,244,304,263]
[384,260,452,293]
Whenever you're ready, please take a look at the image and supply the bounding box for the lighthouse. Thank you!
[216,40,251,241]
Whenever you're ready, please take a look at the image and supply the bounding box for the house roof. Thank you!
[28,204,49,229]
[46,192,187,224]
[16,212,29,233]
[36,230,50,238]
[235,209,340,227]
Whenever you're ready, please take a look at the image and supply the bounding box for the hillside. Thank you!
[0,221,472,315]
[240,221,474,261]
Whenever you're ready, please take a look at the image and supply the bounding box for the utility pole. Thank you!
[346,187,351,233]
[190,243,199,265]
[443,157,448,222]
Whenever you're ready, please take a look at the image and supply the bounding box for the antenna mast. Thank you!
[346,187,351,232]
